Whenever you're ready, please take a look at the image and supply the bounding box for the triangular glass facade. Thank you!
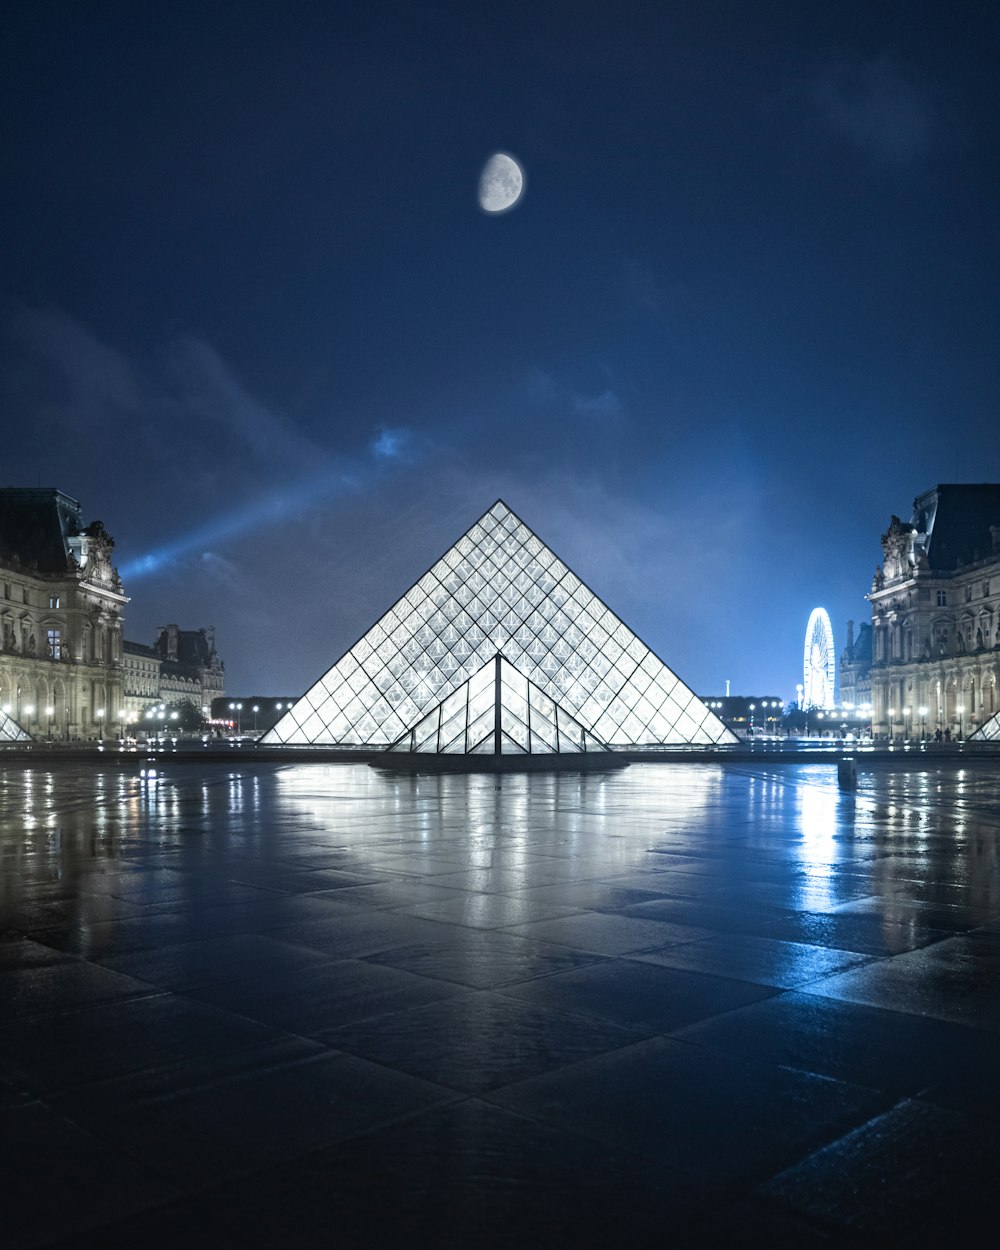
[388,655,612,755]
[0,710,30,742]
[263,500,735,748]
[970,713,1000,742]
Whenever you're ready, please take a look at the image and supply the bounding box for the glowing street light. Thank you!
[957,704,965,740]
[252,704,259,731]
[45,705,54,738]
[918,706,928,739]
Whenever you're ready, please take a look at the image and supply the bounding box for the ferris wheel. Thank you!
[803,608,836,709]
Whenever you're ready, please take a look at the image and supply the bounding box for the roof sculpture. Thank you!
[262,500,735,751]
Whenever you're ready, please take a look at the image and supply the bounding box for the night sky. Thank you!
[3,1,997,699]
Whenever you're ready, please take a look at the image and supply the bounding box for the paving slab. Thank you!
[1,757,999,1247]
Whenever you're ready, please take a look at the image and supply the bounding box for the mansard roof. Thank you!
[0,487,83,575]
[912,484,1000,571]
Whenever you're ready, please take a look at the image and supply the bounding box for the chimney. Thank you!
[157,624,179,661]
[846,619,854,651]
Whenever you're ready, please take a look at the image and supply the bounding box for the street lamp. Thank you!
[918,706,928,740]
[956,704,964,740]
[96,707,105,739]
[903,706,911,740]
[236,702,243,733]
[45,705,54,738]
[252,704,259,732]
[888,706,896,741]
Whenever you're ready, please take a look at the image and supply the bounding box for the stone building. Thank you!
[868,484,1000,739]
[122,626,225,725]
[0,488,127,739]
[121,640,161,721]
[153,625,225,711]
[838,620,872,713]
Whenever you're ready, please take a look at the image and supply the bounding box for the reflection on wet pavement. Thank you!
[1,759,999,1246]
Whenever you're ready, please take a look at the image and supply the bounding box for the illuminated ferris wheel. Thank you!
[803,608,835,709]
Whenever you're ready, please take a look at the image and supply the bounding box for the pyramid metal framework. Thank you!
[263,500,736,749]
[388,654,612,755]
[970,713,1000,742]
[0,710,30,743]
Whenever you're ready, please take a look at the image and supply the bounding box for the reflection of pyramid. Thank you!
[263,500,735,749]
[0,709,31,742]
[388,654,612,755]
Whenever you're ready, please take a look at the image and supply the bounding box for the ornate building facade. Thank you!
[868,484,1000,739]
[0,488,127,739]
[123,627,225,722]
[838,619,872,712]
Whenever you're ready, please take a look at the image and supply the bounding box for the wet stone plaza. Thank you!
[1,758,999,1248]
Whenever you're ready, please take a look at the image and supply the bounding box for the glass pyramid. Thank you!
[0,710,30,742]
[970,713,1000,742]
[388,654,612,755]
[263,500,736,749]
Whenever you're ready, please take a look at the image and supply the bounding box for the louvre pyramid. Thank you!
[0,710,30,742]
[388,654,612,755]
[263,500,735,749]
[970,712,1000,742]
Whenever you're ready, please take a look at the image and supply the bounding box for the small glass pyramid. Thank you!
[263,500,735,749]
[970,712,1000,742]
[388,654,612,754]
[0,710,31,742]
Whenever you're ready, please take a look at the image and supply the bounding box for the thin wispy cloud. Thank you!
[814,56,937,163]
[524,367,626,427]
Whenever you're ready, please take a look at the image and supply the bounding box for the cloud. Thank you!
[623,257,665,317]
[524,367,626,427]
[0,302,141,422]
[159,337,324,471]
[371,426,413,460]
[572,388,621,419]
[0,303,325,489]
[813,56,937,162]
[197,551,246,594]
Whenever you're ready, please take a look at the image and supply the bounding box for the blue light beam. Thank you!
[120,429,414,581]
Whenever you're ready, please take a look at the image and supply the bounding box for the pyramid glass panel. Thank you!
[263,500,736,747]
[388,655,610,755]
[0,709,31,742]
[970,713,1000,742]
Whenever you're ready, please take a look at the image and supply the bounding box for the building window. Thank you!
[936,590,947,607]
[985,581,991,597]
[965,584,973,603]
[48,595,60,609]
[47,629,61,660]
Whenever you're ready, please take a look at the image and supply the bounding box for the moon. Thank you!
[478,152,524,214]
